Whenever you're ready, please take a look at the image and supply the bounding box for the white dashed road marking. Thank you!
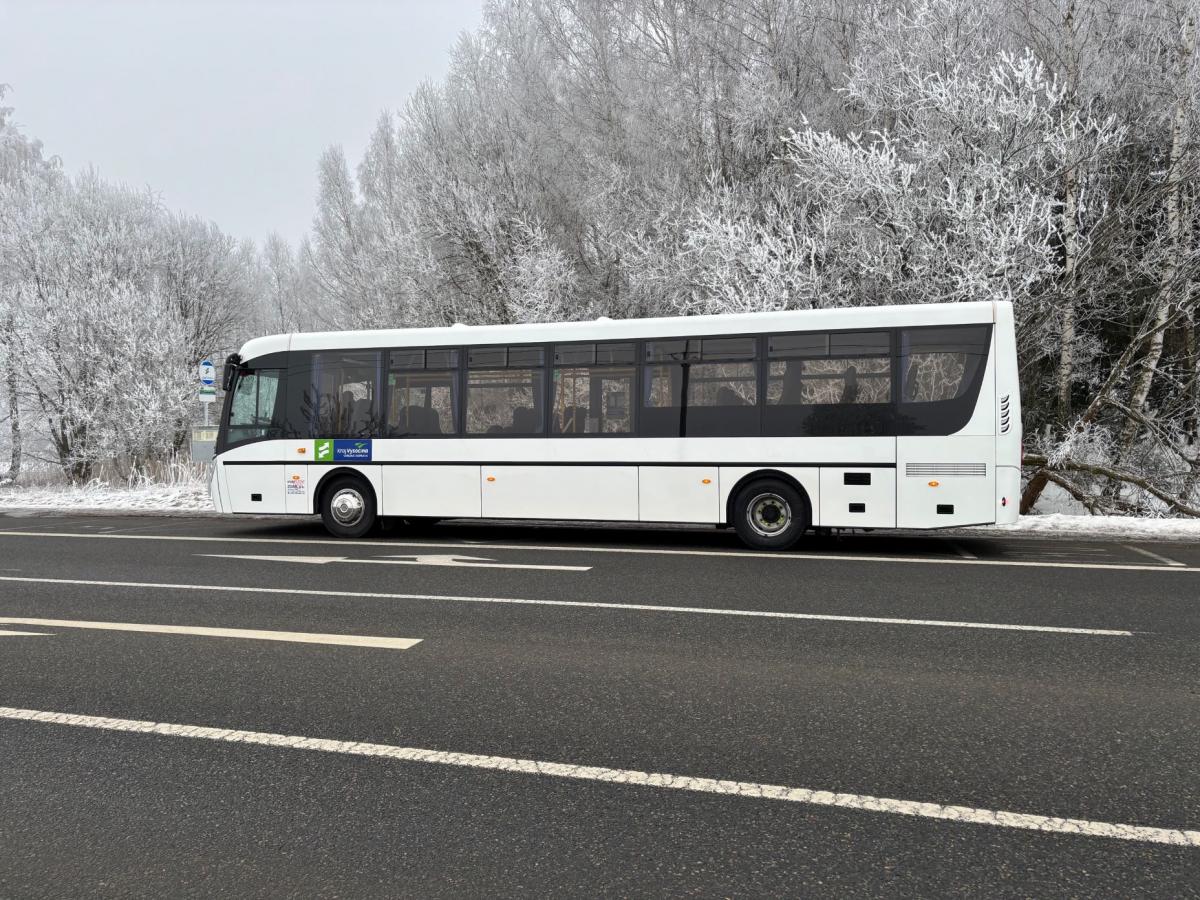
[199,552,592,572]
[1123,545,1186,567]
[2,706,1196,847]
[0,530,1195,574]
[0,576,1133,636]
[0,617,421,650]
[0,629,50,637]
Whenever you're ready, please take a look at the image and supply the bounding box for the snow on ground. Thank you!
[0,480,213,513]
[977,513,1200,542]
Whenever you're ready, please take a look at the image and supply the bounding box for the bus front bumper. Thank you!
[208,463,230,514]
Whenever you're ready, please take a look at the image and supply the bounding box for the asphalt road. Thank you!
[0,511,1197,897]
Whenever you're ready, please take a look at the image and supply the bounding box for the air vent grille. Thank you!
[905,463,987,477]
[1000,394,1012,434]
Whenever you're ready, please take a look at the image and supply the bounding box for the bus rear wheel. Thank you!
[732,479,808,551]
[320,475,377,539]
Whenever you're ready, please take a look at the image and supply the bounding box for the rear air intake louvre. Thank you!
[905,463,987,477]
[1000,394,1012,434]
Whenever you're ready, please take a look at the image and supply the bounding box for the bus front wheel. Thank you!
[732,478,808,551]
[320,475,377,539]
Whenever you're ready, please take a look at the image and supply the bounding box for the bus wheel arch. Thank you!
[316,468,378,538]
[726,470,811,551]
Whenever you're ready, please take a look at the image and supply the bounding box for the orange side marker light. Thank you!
[928,480,939,487]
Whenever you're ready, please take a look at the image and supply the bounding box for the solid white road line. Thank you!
[0,617,421,650]
[198,553,592,572]
[1124,545,1186,567]
[0,629,50,637]
[2,705,1196,847]
[0,576,1132,636]
[0,529,1194,574]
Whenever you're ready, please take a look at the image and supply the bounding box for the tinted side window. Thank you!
[387,349,459,436]
[901,327,986,401]
[552,343,634,435]
[466,345,545,436]
[641,337,759,437]
[768,357,891,406]
[314,352,382,437]
[897,324,991,435]
[764,331,893,436]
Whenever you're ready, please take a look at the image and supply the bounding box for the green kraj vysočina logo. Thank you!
[315,440,333,461]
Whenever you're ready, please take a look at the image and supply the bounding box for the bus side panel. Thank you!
[384,465,482,518]
[896,436,996,527]
[639,467,719,523]
[285,464,310,514]
[820,466,896,528]
[225,464,287,514]
[482,465,638,521]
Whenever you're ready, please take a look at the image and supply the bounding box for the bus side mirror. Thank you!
[222,353,242,392]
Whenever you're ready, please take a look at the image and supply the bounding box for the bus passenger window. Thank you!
[466,345,545,435]
[896,324,992,435]
[764,330,893,436]
[299,352,382,438]
[901,326,988,402]
[767,357,890,406]
[640,337,758,437]
[552,342,635,435]
[387,348,459,436]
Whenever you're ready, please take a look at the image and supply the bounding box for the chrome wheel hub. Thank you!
[747,492,792,538]
[330,488,366,526]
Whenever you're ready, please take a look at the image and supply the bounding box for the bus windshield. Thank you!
[223,368,284,448]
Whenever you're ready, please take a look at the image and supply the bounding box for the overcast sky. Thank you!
[0,0,485,245]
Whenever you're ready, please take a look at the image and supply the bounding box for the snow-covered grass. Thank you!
[0,462,213,513]
[977,513,1200,542]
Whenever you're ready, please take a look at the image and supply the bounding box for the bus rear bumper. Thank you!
[996,465,1020,525]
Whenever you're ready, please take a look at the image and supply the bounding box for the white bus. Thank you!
[210,301,1021,549]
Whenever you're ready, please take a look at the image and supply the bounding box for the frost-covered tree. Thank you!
[0,96,259,483]
[258,233,315,334]
[0,85,59,483]
[301,0,1199,515]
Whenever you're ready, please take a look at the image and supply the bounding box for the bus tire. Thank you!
[319,474,377,539]
[732,478,808,551]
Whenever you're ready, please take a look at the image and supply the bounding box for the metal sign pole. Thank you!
[193,357,219,461]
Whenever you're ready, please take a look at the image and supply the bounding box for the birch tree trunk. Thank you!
[1055,0,1081,421]
[1117,10,1195,457]
[1186,315,1199,445]
[2,353,19,482]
